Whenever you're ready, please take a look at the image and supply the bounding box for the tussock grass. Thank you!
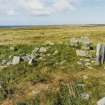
[1,26,105,105]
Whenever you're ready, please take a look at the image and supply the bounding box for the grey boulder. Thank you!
[97,97,105,105]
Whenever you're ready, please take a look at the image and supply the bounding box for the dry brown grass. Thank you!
[0,26,105,45]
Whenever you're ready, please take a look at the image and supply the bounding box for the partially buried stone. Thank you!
[76,50,88,57]
[12,56,21,65]
[80,93,90,100]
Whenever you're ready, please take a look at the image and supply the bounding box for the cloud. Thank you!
[0,0,78,16]
[53,0,76,12]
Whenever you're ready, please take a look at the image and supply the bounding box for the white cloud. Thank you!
[53,0,76,12]
[0,0,78,16]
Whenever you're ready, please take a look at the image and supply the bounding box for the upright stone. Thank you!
[101,45,105,64]
[96,43,105,65]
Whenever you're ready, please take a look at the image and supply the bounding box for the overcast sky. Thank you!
[0,0,105,25]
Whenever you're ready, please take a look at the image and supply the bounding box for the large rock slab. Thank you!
[97,97,105,105]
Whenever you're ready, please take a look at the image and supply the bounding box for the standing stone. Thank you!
[101,45,105,64]
[96,43,102,65]
[12,56,21,65]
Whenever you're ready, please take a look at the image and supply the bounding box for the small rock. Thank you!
[91,60,95,63]
[76,50,88,57]
[10,46,15,51]
[80,36,91,48]
[84,59,90,62]
[45,41,54,46]
[31,48,40,58]
[87,66,93,69]
[46,54,51,57]
[77,84,85,88]
[12,56,21,65]
[85,62,91,66]
[21,55,32,62]
[77,61,84,65]
[32,48,39,53]
[60,60,66,65]
[83,75,88,80]
[70,38,80,47]
[1,60,7,65]
[80,93,90,100]
[0,65,7,69]
[6,61,12,66]
[53,50,58,55]
[97,97,105,105]
[28,58,37,66]
[39,47,47,53]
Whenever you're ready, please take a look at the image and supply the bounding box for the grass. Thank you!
[0,25,105,45]
[0,25,105,105]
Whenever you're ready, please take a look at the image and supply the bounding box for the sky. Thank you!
[0,0,105,25]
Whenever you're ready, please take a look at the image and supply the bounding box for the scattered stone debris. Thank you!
[97,97,105,105]
[0,36,101,69]
[70,36,92,50]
